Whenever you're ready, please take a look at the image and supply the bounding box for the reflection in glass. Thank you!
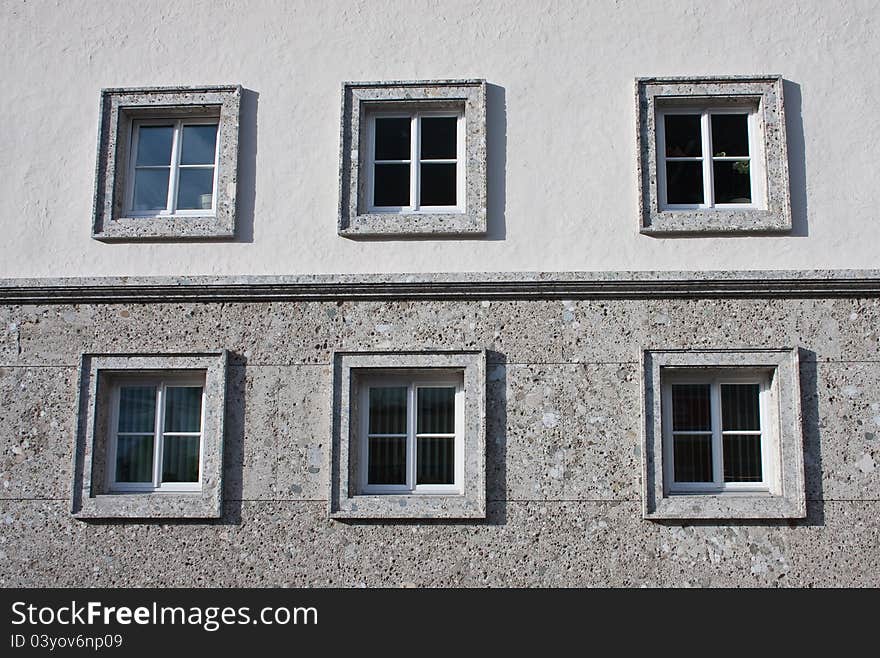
[177,168,215,210]
[136,126,174,165]
[132,168,170,210]
[180,124,218,165]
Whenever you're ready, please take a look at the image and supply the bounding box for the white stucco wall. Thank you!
[1,0,877,278]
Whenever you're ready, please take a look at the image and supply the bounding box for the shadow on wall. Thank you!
[485,83,507,241]
[783,79,808,237]
[233,88,259,243]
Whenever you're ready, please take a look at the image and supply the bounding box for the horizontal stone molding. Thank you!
[1,270,880,304]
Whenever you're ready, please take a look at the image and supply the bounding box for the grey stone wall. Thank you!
[1,295,879,587]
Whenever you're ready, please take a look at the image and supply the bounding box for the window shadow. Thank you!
[783,79,808,237]
[485,83,507,240]
[233,88,259,243]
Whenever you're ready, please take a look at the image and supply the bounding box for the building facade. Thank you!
[1,0,878,586]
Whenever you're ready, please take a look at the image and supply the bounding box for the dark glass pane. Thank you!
[115,435,154,483]
[135,125,174,165]
[420,117,457,159]
[180,124,218,165]
[723,434,763,482]
[671,384,711,431]
[132,168,170,210]
[164,386,203,432]
[369,387,407,434]
[665,161,703,204]
[664,114,701,157]
[417,387,455,434]
[420,163,456,206]
[373,163,410,206]
[673,434,713,482]
[161,435,200,482]
[374,117,411,160]
[721,384,760,431]
[713,161,751,204]
[711,114,749,157]
[176,168,215,209]
[118,386,156,433]
[368,436,406,485]
[417,437,454,484]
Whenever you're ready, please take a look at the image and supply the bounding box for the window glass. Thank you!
[179,124,218,165]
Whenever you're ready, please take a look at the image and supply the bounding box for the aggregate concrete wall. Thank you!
[1,295,878,587]
[1,0,879,277]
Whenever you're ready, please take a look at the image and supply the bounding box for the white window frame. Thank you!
[661,369,777,496]
[656,105,766,211]
[124,117,221,218]
[358,372,465,495]
[365,110,466,214]
[106,373,206,494]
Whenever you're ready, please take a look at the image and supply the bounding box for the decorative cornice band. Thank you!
[1,271,879,304]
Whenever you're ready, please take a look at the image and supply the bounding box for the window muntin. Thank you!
[359,373,463,495]
[661,370,771,494]
[107,374,206,493]
[366,111,464,213]
[657,106,763,210]
[126,119,220,217]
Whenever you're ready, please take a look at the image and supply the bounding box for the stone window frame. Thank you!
[337,80,487,238]
[330,350,486,519]
[91,85,241,241]
[636,75,791,234]
[640,348,806,520]
[72,352,228,519]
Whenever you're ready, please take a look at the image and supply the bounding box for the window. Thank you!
[662,371,771,494]
[330,351,486,519]
[637,76,791,234]
[92,85,241,241]
[72,352,228,519]
[126,120,219,217]
[359,374,463,494]
[338,80,487,237]
[657,107,762,210]
[107,374,206,493]
[641,349,806,520]
[367,112,464,213]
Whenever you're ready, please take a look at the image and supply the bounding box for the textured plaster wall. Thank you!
[1,0,879,277]
[1,296,879,587]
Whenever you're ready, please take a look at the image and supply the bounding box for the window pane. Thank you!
[721,384,761,431]
[369,387,407,434]
[665,161,703,204]
[671,384,711,431]
[180,124,218,165]
[420,163,456,206]
[374,117,411,160]
[723,434,763,482]
[164,386,203,432]
[132,168,170,211]
[420,117,457,159]
[673,434,713,482]
[713,161,751,204]
[417,437,454,484]
[115,434,154,483]
[176,168,215,210]
[417,387,455,434]
[368,436,406,484]
[135,125,174,165]
[711,114,749,157]
[161,435,200,482]
[373,163,410,206]
[664,114,702,157]
[118,386,156,433]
